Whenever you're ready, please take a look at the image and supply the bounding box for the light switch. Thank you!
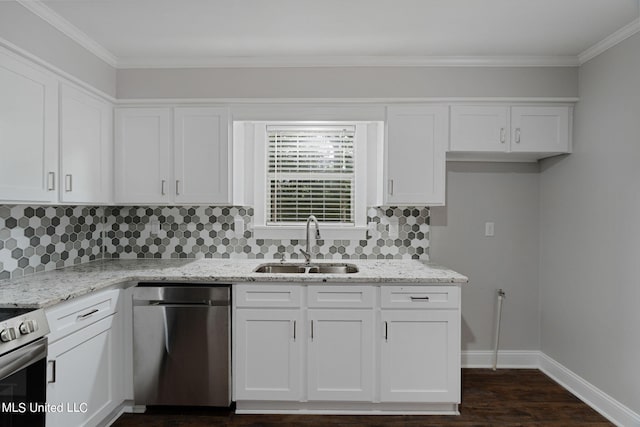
[485,222,495,237]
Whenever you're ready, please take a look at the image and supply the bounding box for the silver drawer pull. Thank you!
[48,360,56,383]
[410,296,430,302]
[77,308,99,320]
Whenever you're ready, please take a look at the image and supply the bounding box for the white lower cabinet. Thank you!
[45,289,123,427]
[380,310,460,403]
[307,309,374,401]
[234,309,302,401]
[233,283,461,413]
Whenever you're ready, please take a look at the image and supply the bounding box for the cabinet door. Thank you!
[380,310,460,403]
[174,107,229,204]
[60,84,112,204]
[46,316,119,427]
[450,105,509,152]
[307,309,374,401]
[385,105,447,206]
[510,106,570,153]
[234,309,302,401]
[0,50,58,202]
[114,108,171,204]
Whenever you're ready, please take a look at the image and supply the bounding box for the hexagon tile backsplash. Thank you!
[0,205,104,280]
[0,205,429,280]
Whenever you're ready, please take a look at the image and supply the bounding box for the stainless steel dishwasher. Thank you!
[132,284,230,407]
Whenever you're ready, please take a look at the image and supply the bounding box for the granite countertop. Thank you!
[0,259,468,309]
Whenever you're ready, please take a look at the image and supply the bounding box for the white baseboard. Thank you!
[538,353,640,427]
[462,350,540,369]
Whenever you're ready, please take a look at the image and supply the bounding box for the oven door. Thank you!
[0,337,47,427]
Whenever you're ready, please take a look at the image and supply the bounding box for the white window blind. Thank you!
[267,126,355,224]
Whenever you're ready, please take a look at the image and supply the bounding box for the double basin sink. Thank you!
[254,263,358,274]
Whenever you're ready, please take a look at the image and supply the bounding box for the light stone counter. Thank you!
[0,259,468,309]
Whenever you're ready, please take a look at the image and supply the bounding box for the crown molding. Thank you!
[16,0,638,70]
[0,36,116,103]
[16,0,118,68]
[578,17,640,64]
[116,55,579,69]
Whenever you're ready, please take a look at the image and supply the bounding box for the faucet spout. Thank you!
[301,215,321,264]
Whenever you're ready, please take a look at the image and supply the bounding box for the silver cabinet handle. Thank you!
[292,320,296,341]
[310,320,314,341]
[48,360,56,383]
[47,172,55,191]
[500,127,506,143]
[65,174,73,192]
[515,128,521,143]
[384,321,388,341]
[410,296,430,302]
[388,179,394,196]
[176,180,180,195]
[77,308,99,320]
[161,180,166,195]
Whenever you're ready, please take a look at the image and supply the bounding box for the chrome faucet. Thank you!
[300,215,321,264]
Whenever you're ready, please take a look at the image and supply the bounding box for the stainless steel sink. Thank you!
[253,264,307,274]
[308,264,359,274]
[254,263,358,274]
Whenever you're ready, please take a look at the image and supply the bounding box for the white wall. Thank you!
[539,33,640,413]
[117,66,578,99]
[430,162,541,352]
[0,2,116,97]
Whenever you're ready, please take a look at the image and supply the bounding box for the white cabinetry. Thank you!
[234,283,460,414]
[449,105,571,160]
[380,286,460,403]
[45,289,123,427]
[114,108,171,204]
[234,309,302,401]
[60,84,113,204]
[174,107,229,204]
[307,309,374,401]
[511,106,570,153]
[450,105,509,152]
[0,50,58,203]
[385,105,448,206]
[114,106,230,205]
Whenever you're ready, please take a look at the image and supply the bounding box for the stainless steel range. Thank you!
[0,308,50,427]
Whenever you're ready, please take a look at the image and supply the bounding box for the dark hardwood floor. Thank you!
[113,369,612,426]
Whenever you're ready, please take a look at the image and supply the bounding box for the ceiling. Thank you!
[24,0,640,67]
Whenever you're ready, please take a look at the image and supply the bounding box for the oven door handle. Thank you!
[0,337,47,381]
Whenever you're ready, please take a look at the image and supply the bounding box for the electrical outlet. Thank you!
[485,222,495,237]
[234,217,244,235]
[388,221,399,238]
[150,220,160,236]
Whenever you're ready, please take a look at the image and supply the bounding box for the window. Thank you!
[251,122,372,240]
[267,126,355,225]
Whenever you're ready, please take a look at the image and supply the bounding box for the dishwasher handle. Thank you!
[134,300,230,307]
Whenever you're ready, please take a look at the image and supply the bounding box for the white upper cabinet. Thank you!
[510,106,570,153]
[174,107,230,204]
[0,50,58,203]
[385,105,448,206]
[114,108,172,204]
[450,105,509,152]
[60,84,113,204]
[115,106,230,205]
[449,104,572,160]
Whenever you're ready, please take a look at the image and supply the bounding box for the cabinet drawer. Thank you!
[307,285,374,308]
[46,289,120,343]
[235,284,302,308]
[381,286,459,309]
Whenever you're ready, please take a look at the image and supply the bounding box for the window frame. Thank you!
[253,121,368,240]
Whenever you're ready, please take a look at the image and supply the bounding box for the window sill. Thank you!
[252,225,367,241]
